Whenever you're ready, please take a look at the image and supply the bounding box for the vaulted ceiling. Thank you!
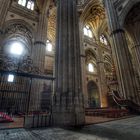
[81,0,108,39]
[47,7,56,42]
[36,0,48,11]
[37,0,108,43]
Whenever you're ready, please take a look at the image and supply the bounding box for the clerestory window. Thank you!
[18,0,34,10]
[83,25,93,38]
[88,63,94,73]
[18,0,26,6]
[100,34,108,45]
[46,40,53,52]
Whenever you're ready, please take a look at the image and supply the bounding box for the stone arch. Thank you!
[80,0,105,23]
[80,0,107,40]
[85,49,97,69]
[4,19,34,35]
[120,0,140,26]
[85,48,97,61]
[87,80,100,108]
[3,19,34,54]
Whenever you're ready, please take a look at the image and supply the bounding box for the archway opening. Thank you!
[87,81,100,108]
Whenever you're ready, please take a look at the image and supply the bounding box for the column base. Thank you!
[52,108,85,127]
[100,95,108,108]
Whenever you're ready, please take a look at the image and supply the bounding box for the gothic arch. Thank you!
[4,19,35,35]
[80,0,105,22]
[3,19,34,53]
[85,49,98,75]
[85,48,97,63]
[80,0,107,40]
[120,0,140,26]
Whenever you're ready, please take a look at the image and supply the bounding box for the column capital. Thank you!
[110,28,125,36]
[134,44,140,48]
[131,44,140,50]
[34,41,46,46]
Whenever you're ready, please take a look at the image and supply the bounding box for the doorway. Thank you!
[87,81,100,108]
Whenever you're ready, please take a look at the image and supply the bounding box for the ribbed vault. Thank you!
[36,0,56,42]
[81,0,107,39]
[36,0,108,43]
[47,7,56,42]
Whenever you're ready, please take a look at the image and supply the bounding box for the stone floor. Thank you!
[0,115,132,129]
[0,117,24,129]
[0,116,140,140]
[85,115,133,125]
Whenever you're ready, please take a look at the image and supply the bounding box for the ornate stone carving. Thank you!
[0,51,41,74]
[5,23,33,44]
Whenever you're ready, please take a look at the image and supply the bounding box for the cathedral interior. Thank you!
[0,0,140,139]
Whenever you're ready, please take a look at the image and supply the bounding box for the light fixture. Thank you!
[10,42,24,55]
[8,74,14,82]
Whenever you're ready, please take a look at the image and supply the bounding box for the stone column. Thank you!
[30,12,48,111]
[0,0,11,45]
[79,18,88,107]
[53,0,85,126]
[97,45,108,107]
[0,0,11,29]
[32,13,47,71]
[103,0,140,103]
[125,23,140,77]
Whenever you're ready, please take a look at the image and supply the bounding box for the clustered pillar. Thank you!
[30,12,48,111]
[53,0,85,126]
[103,0,140,103]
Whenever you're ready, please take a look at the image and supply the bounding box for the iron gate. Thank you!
[0,54,54,128]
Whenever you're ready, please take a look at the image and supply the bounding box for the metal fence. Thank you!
[0,54,55,128]
[0,70,54,113]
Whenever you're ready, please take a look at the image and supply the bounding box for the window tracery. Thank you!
[5,23,33,45]
[100,34,108,45]
[18,0,34,10]
[83,25,93,38]
[18,0,26,6]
